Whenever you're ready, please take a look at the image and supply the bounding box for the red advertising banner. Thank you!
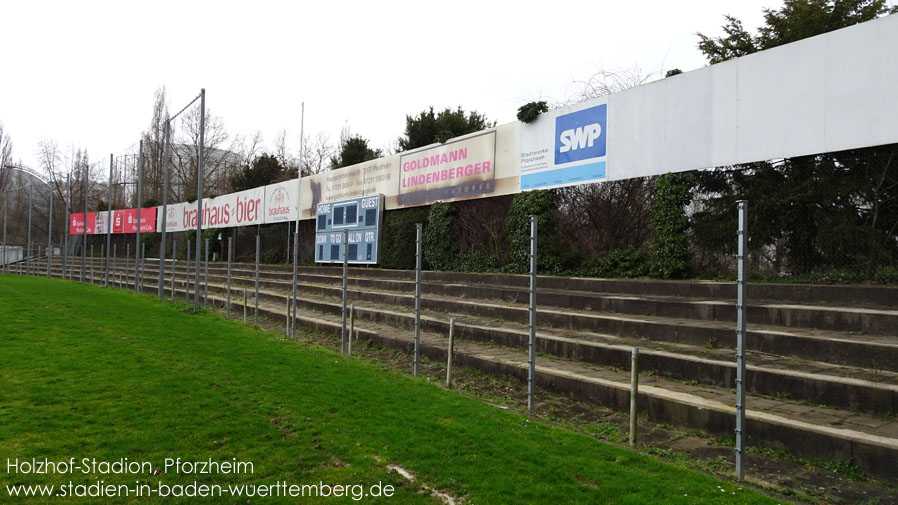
[69,208,156,235]
[69,212,96,235]
[121,207,157,233]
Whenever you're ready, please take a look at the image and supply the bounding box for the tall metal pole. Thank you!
[63,173,70,280]
[47,182,54,276]
[254,231,260,325]
[414,223,422,377]
[194,88,206,312]
[342,228,348,354]
[528,215,538,414]
[105,154,112,287]
[135,140,143,293]
[158,118,171,300]
[26,185,32,275]
[735,200,749,480]
[291,101,304,339]
[81,161,88,283]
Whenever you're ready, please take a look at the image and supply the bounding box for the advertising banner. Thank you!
[297,122,521,219]
[397,131,496,207]
[298,156,397,220]
[94,211,110,235]
[520,98,608,190]
[69,212,96,235]
[120,207,157,233]
[262,180,299,224]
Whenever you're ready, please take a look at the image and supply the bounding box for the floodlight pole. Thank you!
[105,154,112,287]
[290,101,304,339]
[47,181,54,277]
[158,119,171,300]
[63,173,70,280]
[135,140,143,293]
[81,161,88,283]
[194,88,206,312]
[26,185,32,275]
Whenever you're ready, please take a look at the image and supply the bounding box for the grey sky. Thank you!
[1,0,772,172]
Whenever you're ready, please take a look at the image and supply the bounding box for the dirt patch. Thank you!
[224,309,898,505]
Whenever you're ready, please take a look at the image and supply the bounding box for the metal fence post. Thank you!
[90,244,94,284]
[348,303,354,356]
[254,232,260,325]
[140,242,146,293]
[342,228,348,355]
[2,194,7,274]
[447,318,455,389]
[112,244,116,287]
[170,239,176,301]
[630,347,639,448]
[528,215,537,414]
[203,237,209,308]
[243,288,247,325]
[227,236,232,316]
[414,223,422,377]
[185,238,191,304]
[735,200,749,480]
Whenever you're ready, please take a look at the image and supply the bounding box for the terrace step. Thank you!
[153,276,898,481]
[30,259,898,478]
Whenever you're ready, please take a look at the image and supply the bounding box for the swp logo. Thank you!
[555,104,607,165]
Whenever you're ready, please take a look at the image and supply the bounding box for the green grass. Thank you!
[0,275,784,504]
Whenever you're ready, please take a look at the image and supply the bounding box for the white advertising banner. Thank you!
[94,211,110,234]
[520,14,898,188]
[262,180,300,224]
[520,98,608,190]
[298,156,398,220]
[156,187,265,232]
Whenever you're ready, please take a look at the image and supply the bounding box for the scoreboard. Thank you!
[314,194,384,264]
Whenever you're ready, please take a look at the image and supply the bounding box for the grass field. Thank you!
[0,275,784,504]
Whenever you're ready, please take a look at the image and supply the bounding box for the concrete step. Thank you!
[156,278,898,481]
[38,260,898,375]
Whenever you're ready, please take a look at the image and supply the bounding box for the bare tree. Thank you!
[172,106,239,199]
[562,64,659,106]
[300,131,334,176]
[0,123,13,197]
[142,87,169,203]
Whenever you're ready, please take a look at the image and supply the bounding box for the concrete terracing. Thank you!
[22,257,898,480]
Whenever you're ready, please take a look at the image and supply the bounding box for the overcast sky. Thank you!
[2,0,780,172]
